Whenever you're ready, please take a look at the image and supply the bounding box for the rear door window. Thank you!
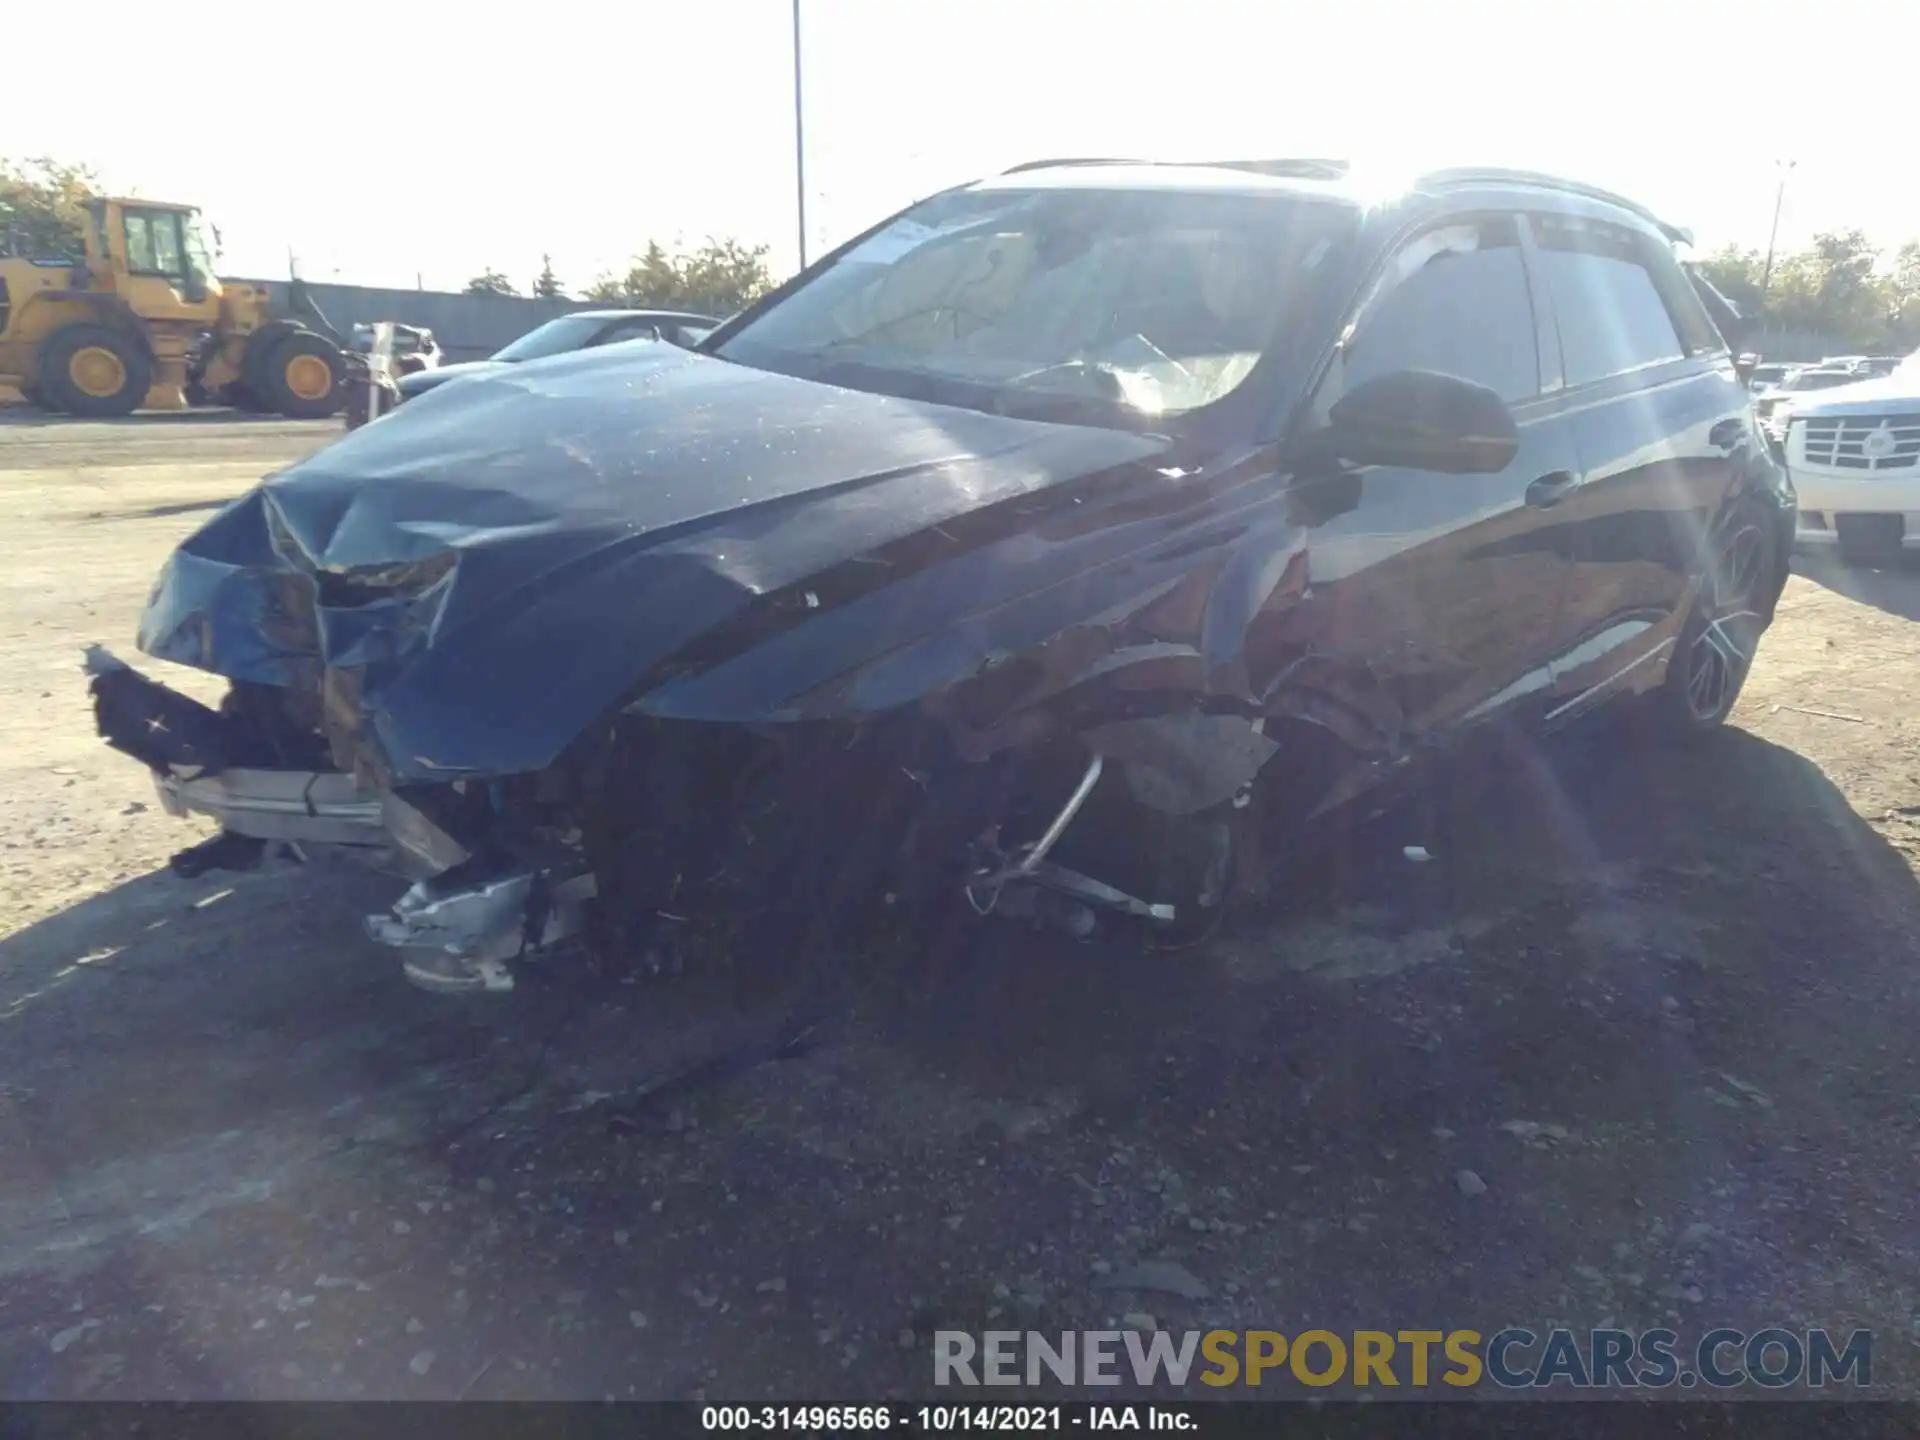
[1532,215,1686,386]
[1331,213,1541,404]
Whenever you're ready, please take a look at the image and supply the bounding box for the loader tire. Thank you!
[254,330,345,419]
[38,324,151,418]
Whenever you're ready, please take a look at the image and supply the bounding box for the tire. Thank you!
[251,329,346,419]
[1652,501,1779,738]
[1834,516,1905,568]
[36,323,151,418]
[18,382,51,411]
[237,320,302,396]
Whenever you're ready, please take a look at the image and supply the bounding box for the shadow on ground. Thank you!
[2,721,1917,1398]
[81,498,236,523]
[1794,548,1920,620]
[0,408,332,431]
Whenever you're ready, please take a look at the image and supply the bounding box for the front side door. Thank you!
[1523,208,1750,711]
[1287,210,1582,742]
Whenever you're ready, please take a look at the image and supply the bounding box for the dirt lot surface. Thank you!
[2,411,1918,1402]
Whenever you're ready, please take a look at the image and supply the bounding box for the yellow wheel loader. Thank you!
[0,197,349,419]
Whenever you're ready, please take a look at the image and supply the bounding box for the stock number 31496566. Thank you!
[701,1406,1065,1431]
[701,1408,895,1431]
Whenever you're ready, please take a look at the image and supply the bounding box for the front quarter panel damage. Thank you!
[112,341,1432,977]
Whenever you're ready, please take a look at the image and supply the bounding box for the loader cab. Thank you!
[85,198,223,321]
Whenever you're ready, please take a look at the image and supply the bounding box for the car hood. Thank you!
[396,359,511,397]
[1780,372,1920,419]
[138,345,1172,782]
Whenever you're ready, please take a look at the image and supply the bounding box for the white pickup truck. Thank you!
[1785,350,1920,564]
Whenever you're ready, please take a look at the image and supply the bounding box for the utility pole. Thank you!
[1760,159,1796,300]
[792,0,809,272]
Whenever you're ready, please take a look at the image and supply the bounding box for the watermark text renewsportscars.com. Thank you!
[934,1327,1873,1390]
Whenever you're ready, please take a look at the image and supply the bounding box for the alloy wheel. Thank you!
[1685,523,1765,723]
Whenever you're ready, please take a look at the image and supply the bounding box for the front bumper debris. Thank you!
[151,768,469,877]
[368,868,597,995]
[87,646,588,994]
[155,767,383,848]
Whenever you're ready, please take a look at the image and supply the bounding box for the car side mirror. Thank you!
[1326,369,1519,474]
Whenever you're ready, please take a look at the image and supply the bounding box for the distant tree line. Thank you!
[4,153,774,319]
[462,239,772,317]
[32,152,1907,349]
[1697,231,1920,355]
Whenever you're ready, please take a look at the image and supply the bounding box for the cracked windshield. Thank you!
[719,184,1352,421]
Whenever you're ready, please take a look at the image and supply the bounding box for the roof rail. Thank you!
[1000,156,1351,181]
[1000,157,1147,175]
[1413,167,1691,244]
[1198,158,1351,180]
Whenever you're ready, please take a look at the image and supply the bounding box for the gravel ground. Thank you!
[2,411,1917,1401]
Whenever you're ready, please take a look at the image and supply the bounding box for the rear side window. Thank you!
[1532,214,1686,386]
[1331,213,1540,404]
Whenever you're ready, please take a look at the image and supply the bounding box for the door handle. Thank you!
[1709,418,1747,451]
[1525,470,1579,508]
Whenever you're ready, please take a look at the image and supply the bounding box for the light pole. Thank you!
[792,0,808,272]
[1759,159,1796,300]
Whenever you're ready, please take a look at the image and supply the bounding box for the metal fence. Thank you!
[1743,326,1856,364]
[230,280,601,364]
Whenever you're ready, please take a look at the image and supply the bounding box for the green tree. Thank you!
[1764,230,1892,347]
[0,156,98,258]
[1697,243,1766,316]
[531,254,565,299]
[464,268,519,297]
[1884,240,1920,349]
[1696,232,1920,353]
[585,237,772,317]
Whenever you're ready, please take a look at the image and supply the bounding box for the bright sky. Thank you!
[4,0,1914,293]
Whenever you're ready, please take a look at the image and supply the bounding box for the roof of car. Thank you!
[566,308,720,324]
[990,158,1690,242]
[981,162,1360,205]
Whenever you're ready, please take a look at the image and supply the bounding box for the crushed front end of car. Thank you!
[91,338,1381,994]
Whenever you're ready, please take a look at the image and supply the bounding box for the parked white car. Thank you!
[1756,365,1866,444]
[1785,351,1920,563]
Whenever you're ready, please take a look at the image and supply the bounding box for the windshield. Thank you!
[715,184,1358,426]
[183,214,217,290]
[1788,371,1859,391]
[493,314,609,362]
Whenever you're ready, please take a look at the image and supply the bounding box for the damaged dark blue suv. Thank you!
[90,159,1794,993]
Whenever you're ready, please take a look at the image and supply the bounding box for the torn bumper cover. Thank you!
[87,645,583,993]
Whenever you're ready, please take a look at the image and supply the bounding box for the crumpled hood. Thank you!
[138,344,1168,780]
